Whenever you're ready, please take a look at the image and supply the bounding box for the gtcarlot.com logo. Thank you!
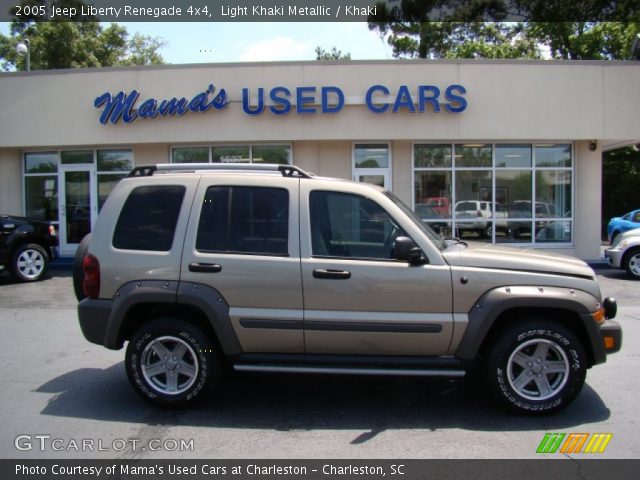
[536,433,613,454]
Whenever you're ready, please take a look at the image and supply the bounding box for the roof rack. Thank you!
[127,163,313,178]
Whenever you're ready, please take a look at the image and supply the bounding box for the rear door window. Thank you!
[196,186,289,256]
[113,185,185,251]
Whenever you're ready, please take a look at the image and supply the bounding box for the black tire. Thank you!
[9,243,49,282]
[125,318,221,407]
[623,247,640,279]
[73,234,92,301]
[484,320,587,414]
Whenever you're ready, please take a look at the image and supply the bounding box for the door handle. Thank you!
[188,262,222,273]
[313,269,351,279]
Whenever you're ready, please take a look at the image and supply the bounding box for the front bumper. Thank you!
[604,246,623,268]
[599,296,621,355]
[600,320,622,355]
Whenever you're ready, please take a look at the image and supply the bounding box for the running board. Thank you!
[233,364,466,377]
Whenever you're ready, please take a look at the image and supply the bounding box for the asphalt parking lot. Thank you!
[0,265,638,459]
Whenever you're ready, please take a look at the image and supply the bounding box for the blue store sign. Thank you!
[94,83,467,125]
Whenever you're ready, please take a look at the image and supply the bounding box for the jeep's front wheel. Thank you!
[485,320,586,414]
[125,318,221,407]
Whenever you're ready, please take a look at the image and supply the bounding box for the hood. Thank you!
[0,214,49,227]
[620,228,640,239]
[442,244,595,279]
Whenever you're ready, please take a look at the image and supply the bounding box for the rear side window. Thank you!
[196,186,289,255]
[113,185,185,251]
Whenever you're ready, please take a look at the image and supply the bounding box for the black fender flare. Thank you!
[103,280,241,355]
[455,285,606,365]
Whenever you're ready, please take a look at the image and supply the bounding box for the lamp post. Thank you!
[16,38,30,71]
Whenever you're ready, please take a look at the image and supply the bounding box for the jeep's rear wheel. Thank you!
[485,320,586,414]
[126,318,221,407]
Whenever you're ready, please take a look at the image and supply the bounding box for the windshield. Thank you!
[383,191,448,251]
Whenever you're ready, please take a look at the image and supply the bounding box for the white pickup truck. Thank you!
[454,201,509,238]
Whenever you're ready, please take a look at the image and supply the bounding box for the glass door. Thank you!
[59,165,97,254]
[352,143,391,189]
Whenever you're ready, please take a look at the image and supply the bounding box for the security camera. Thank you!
[589,141,597,151]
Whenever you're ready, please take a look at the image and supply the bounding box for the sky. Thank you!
[0,22,394,63]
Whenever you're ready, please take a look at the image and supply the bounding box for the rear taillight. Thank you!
[83,254,100,299]
[48,225,56,236]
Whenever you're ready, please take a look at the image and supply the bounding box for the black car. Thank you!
[0,214,59,282]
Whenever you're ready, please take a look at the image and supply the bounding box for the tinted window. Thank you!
[456,201,476,212]
[113,185,185,251]
[310,191,404,259]
[196,186,289,255]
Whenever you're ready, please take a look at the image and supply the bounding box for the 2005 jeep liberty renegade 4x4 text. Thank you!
[76,163,621,414]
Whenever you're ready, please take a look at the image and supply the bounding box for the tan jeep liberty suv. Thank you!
[76,163,621,414]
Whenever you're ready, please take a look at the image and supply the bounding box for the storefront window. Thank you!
[172,145,291,165]
[25,176,58,222]
[25,152,58,173]
[536,221,571,243]
[251,145,290,164]
[414,172,452,218]
[412,143,573,245]
[454,144,492,168]
[495,144,532,168]
[97,149,133,171]
[535,144,572,167]
[212,146,250,163]
[97,174,123,210]
[536,171,571,217]
[496,170,533,243]
[415,144,452,168]
[413,145,452,235]
[61,151,93,164]
[172,147,209,163]
[97,149,133,210]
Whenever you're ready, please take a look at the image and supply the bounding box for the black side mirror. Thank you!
[393,236,426,265]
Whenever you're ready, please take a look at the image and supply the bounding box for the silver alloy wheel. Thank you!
[16,249,45,280]
[628,253,640,277]
[141,336,199,395]
[507,338,569,401]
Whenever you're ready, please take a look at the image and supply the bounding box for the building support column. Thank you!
[574,140,603,261]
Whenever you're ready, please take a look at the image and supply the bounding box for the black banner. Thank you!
[0,0,638,22]
[2,460,640,480]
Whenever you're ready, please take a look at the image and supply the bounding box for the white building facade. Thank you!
[1,59,639,259]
